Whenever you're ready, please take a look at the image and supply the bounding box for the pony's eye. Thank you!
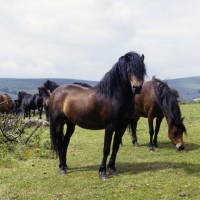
[173,131,178,135]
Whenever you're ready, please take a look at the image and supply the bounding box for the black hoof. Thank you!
[99,172,108,180]
[59,169,67,174]
[109,168,119,176]
[134,143,139,148]
[59,166,67,174]
[149,148,155,152]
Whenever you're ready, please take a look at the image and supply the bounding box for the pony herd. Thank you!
[0,52,186,180]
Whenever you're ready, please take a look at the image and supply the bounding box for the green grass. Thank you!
[1,104,200,199]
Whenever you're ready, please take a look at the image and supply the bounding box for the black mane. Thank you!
[73,82,92,88]
[38,86,50,97]
[94,52,146,97]
[43,80,59,93]
[153,77,186,133]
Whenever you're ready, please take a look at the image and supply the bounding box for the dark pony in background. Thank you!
[38,86,50,121]
[129,77,186,152]
[43,80,92,93]
[49,52,146,179]
[16,91,43,119]
[0,94,13,113]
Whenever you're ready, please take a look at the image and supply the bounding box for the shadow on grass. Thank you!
[68,161,200,176]
[131,141,200,151]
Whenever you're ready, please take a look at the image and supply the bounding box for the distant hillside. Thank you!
[0,78,97,100]
[167,76,200,102]
[0,76,200,102]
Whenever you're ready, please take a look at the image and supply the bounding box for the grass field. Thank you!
[0,104,200,199]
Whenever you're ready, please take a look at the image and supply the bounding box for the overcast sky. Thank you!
[0,0,200,81]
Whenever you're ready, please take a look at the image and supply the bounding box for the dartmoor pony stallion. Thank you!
[49,52,146,179]
[130,77,186,152]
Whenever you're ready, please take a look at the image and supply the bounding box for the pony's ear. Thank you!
[181,117,185,122]
[125,55,130,62]
[141,54,145,61]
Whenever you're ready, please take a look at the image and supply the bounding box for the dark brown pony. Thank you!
[49,52,146,179]
[0,94,13,113]
[38,86,50,121]
[130,77,186,152]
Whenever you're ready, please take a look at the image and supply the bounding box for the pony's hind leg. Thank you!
[59,120,75,174]
[131,117,139,147]
[148,116,155,152]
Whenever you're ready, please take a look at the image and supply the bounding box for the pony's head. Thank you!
[43,80,50,90]
[168,117,186,150]
[119,52,146,94]
[38,86,50,97]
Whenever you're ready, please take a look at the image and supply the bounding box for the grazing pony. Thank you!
[49,52,146,179]
[130,77,186,151]
[38,86,50,121]
[0,94,13,113]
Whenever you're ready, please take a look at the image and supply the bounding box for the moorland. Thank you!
[0,103,200,199]
[0,76,200,102]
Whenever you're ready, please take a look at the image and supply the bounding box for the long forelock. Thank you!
[94,52,146,97]
[124,52,147,81]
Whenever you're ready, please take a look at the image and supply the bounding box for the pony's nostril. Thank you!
[179,146,185,150]
[176,144,185,150]
[132,85,142,94]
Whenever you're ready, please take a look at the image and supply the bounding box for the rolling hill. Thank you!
[0,76,200,102]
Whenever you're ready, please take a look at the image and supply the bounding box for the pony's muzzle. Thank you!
[132,85,142,94]
[175,143,185,150]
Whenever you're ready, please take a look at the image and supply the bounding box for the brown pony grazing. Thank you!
[38,86,50,121]
[130,77,186,152]
[0,94,13,113]
[49,52,147,179]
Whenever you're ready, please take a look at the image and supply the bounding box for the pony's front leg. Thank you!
[99,126,114,180]
[107,125,127,176]
[45,106,50,121]
[153,116,164,148]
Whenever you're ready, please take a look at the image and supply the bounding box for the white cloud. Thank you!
[0,0,200,81]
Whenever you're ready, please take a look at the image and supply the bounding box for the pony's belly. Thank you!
[71,117,105,130]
